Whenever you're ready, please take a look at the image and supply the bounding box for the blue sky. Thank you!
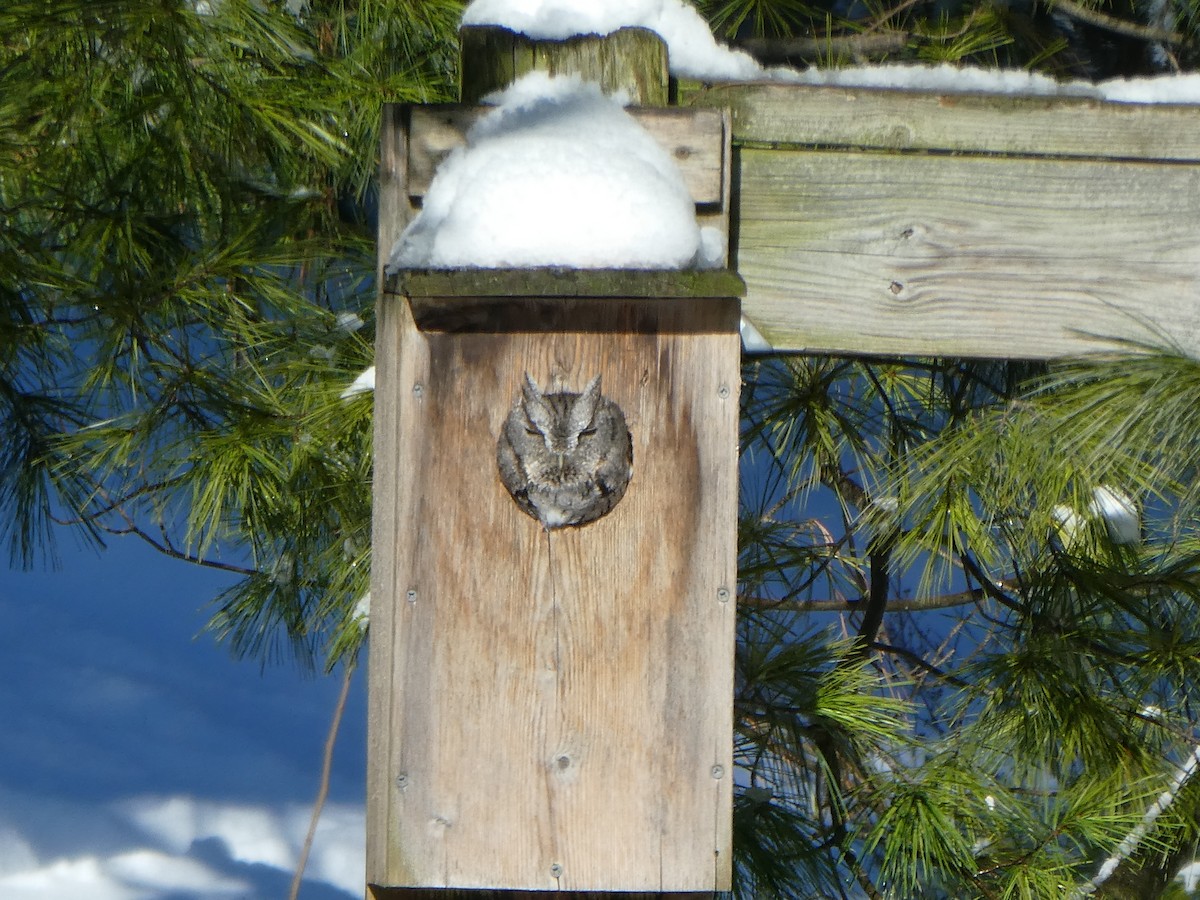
[0,535,366,898]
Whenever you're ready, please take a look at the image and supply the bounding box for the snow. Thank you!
[352,592,370,631]
[1052,485,1140,548]
[335,311,365,334]
[786,62,1200,105]
[739,317,772,354]
[388,72,707,271]
[1097,74,1200,104]
[1089,485,1140,545]
[339,365,375,399]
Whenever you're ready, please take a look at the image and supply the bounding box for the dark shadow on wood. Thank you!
[402,296,742,335]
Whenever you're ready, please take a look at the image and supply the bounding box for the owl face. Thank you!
[521,373,600,455]
[496,373,633,529]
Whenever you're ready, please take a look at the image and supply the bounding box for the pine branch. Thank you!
[870,641,969,687]
[1052,0,1185,44]
[740,31,910,64]
[739,585,991,611]
[1076,742,1200,897]
[105,520,260,577]
[49,477,260,576]
[854,531,895,656]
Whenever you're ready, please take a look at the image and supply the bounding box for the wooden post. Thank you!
[459,26,669,105]
[368,27,742,897]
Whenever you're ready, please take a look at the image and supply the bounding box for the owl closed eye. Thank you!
[497,373,633,529]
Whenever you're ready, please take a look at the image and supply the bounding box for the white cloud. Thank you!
[0,794,365,899]
[0,537,368,899]
[0,851,248,900]
[0,827,37,874]
[116,794,366,889]
[121,797,292,868]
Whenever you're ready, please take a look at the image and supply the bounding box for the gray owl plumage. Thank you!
[497,373,633,529]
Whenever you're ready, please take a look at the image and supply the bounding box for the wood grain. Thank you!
[377,104,412,280]
[367,291,740,892]
[406,106,729,207]
[460,26,669,106]
[734,147,1200,358]
[684,82,1200,162]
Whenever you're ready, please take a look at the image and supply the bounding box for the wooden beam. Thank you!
[679,83,1200,358]
[729,146,1200,357]
[683,82,1200,161]
[387,268,746,301]
[733,146,1200,358]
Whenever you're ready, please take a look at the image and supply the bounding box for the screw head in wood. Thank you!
[412,382,424,398]
[717,384,730,399]
[711,764,725,779]
[406,589,417,603]
[717,587,730,603]
[550,863,563,879]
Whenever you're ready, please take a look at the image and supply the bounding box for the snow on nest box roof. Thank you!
[387,72,723,272]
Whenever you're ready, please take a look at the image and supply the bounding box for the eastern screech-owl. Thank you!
[497,373,633,529]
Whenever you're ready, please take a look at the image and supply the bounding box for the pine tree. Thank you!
[734,353,1200,897]
[1,0,459,666]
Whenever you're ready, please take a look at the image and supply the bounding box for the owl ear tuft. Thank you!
[521,373,554,432]
[569,375,602,433]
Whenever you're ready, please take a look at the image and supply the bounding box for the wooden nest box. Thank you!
[367,26,743,897]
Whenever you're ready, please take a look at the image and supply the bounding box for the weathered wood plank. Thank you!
[378,104,413,279]
[684,82,1200,162]
[406,106,729,206]
[460,26,668,106]
[735,146,1200,358]
[367,105,416,881]
[367,294,740,892]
